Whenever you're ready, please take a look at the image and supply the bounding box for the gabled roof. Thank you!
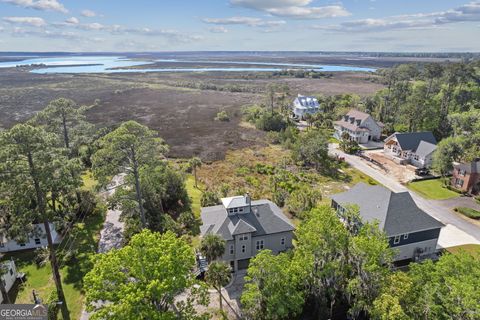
[415,141,437,158]
[385,132,437,151]
[454,160,480,174]
[200,200,294,240]
[231,219,257,235]
[295,94,319,108]
[221,196,248,209]
[346,109,371,121]
[334,109,382,132]
[331,183,444,236]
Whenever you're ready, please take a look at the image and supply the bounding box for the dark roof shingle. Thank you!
[331,183,444,236]
[386,132,437,151]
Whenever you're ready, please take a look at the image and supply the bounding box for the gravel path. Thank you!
[80,174,126,320]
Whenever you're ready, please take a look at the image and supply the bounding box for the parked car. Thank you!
[415,168,430,176]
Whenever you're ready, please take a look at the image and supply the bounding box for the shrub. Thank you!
[454,207,480,219]
[201,190,220,207]
[286,186,322,218]
[255,113,287,132]
[215,110,230,121]
[243,105,264,123]
[235,166,251,176]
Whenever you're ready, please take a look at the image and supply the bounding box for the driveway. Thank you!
[97,174,126,253]
[80,174,126,320]
[329,144,480,247]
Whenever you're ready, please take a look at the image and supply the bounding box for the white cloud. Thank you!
[64,17,79,24]
[209,26,228,33]
[1,0,67,13]
[230,0,350,19]
[230,0,311,10]
[81,9,96,17]
[3,16,46,27]
[124,27,204,43]
[318,1,480,32]
[79,22,105,30]
[10,26,78,39]
[203,16,286,27]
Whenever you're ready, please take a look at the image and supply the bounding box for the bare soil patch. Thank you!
[366,150,416,183]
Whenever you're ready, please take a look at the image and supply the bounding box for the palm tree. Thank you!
[205,261,231,311]
[189,157,202,188]
[200,234,226,263]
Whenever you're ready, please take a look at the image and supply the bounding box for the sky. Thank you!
[0,0,479,52]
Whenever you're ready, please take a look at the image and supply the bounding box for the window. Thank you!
[230,261,234,269]
[238,208,244,213]
[403,233,409,240]
[34,238,41,245]
[393,235,400,244]
[241,245,246,253]
[281,238,285,246]
[460,169,466,177]
[239,234,248,241]
[9,268,13,276]
[233,208,238,213]
[0,242,4,248]
[256,240,264,250]
[19,243,26,247]
[229,245,234,255]
[456,178,464,187]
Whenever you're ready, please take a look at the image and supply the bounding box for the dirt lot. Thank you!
[0,67,383,160]
[365,150,417,184]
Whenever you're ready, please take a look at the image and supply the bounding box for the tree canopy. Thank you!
[84,229,209,320]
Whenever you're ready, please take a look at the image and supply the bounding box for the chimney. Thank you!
[245,193,251,211]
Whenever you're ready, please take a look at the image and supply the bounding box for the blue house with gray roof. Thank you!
[200,194,294,271]
[331,183,444,262]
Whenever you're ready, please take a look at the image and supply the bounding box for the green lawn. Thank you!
[5,211,105,319]
[186,175,203,218]
[455,207,480,219]
[407,179,460,200]
[446,244,480,257]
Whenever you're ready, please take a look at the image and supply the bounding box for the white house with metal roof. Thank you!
[292,94,321,120]
[0,223,60,253]
[200,194,295,271]
[384,132,437,168]
[331,183,444,262]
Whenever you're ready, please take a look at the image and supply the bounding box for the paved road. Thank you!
[329,144,480,247]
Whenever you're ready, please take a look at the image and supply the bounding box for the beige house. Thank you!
[333,109,383,144]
